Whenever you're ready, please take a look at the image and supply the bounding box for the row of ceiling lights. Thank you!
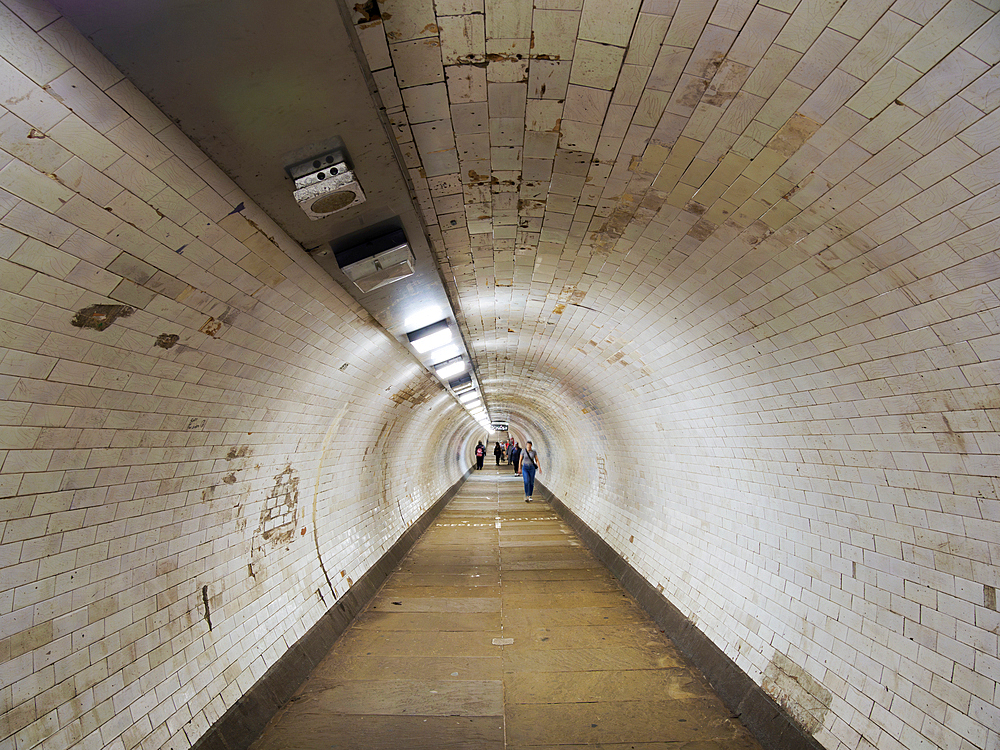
[296,147,493,433]
[405,319,492,430]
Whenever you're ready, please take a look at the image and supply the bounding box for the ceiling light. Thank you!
[404,307,443,331]
[430,343,460,362]
[407,320,452,353]
[449,375,473,392]
[458,390,479,403]
[335,229,414,294]
[435,357,466,379]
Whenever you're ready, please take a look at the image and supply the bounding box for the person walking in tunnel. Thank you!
[494,441,503,465]
[509,442,520,476]
[475,440,485,470]
[519,441,539,502]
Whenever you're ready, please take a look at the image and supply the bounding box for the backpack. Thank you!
[476,445,484,457]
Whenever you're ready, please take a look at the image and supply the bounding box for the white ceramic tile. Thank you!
[578,0,643,47]
[569,40,626,90]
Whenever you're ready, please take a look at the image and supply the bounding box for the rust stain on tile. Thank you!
[768,113,822,158]
[200,317,224,337]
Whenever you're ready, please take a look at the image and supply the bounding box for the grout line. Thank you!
[495,468,508,750]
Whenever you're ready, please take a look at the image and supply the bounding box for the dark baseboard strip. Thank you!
[191,470,472,750]
[541,482,827,750]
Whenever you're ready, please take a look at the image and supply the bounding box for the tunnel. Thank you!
[0,0,998,749]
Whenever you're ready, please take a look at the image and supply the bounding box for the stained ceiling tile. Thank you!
[390,38,445,87]
[528,60,572,100]
[531,9,582,60]
[438,13,486,64]
[569,40,627,90]
[401,82,451,124]
[525,131,560,159]
[457,132,491,161]
[446,65,488,102]
[380,0,438,42]
[559,120,603,151]
[488,82,528,118]
[452,101,489,134]
[490,117,525,146]
[486,59,530,83]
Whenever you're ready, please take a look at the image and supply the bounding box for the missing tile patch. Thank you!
[762,652,832,734]
[258,465,299,543]
[71,304,135,331]
[202,585,212,631]
[986,585,997,611]
[155,333,179,349]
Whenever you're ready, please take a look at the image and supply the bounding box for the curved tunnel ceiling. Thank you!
[50,0,1000,445]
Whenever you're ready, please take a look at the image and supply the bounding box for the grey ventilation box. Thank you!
[334,229,414,294]
[288,149,365,220]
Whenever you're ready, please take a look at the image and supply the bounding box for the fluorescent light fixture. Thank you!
[340,246,413,293]
[466,401,484,413]
[449,375,473,392]
[435,357,466,379]
[430,343,460,362]
[458,390,479,403]
[404,307,443,331]
[407,320,452,354]
[335,229,413,292]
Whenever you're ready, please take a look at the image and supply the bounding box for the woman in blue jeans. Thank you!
[518,441,540,502]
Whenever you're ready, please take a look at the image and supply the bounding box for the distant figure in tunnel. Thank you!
[509,442,520,476]
[519,441,539,502]
[475,441,485,469]
[494,441,503,465]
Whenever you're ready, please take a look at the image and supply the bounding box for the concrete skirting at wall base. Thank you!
[541,482,827,750]
[190,469,472,750]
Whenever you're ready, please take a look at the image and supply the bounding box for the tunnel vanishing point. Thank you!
[0,1,998,749]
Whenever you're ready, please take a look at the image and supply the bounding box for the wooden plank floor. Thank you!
[249,463,764,750]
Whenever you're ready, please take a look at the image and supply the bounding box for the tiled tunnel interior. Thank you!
[0,1,998,749]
